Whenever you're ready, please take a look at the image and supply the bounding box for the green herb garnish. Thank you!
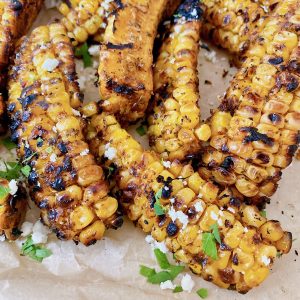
[154,248,170,269]
[0,162,22,180]
[260,210,267,218]
[154,189,165,216]
[210,223,221,244]
[196,288,208,299]
[1,137,17,150]
[168,265,185,280]
[21,236,52,262]
[75,42,92,68]
[136,125,146,136]
[173,286,183,293]
[45,147,53,154]
[147,271,172,284]
[139,265,156,278]
[202,232,218,260]
[21,165,31,177]
[0,185,10,198]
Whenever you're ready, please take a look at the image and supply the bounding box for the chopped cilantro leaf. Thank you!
[147,271,172,284]
[0,162,22,180]
[75,42,92,68]
[196,288,208,299]
[22,151,38,164]
[1,137,17,150]
[154,201,165,216]
[154,248,170,269]
[276,251,282,258]
[0,185,10,198]
[155,189,163,201]
[173,286,183,293]
[260,210,267,218]
[210,223,221,244]
[136,125,146,136]
[45,147,53,154]
[168,265,185,280]
[21,165,31,177]
[202,232,218,260]
[21,236,52,262]
[139,265,156,278]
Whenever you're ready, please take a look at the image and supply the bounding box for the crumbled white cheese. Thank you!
[182,181,187,186]
[160,280,176,290]
[169,57,175,64]
[194,202,203,213]
[42,58,59,72]
[181,274,195,293]
[168,208,189,230]
[244,227,249,233]
[169,198,175,204]
[49,153,57,163]
[227,207,236,214]
[191,8,198,17]
[145,235,154,244]
[162,160,171,169]
[31,221,50,244]
[32,231,48,244]
[204,50,217,63]
[88,45,100,57]
[164,186,169,191]
[219,211,224,216]
[0,235,5,242]
[261,255,271,266]
[80,149,90,156]
[154,241,168,253]
[8,179,18,195]
[210,211,218,221]
[217,218,223,226]
[102,100,110,106]
[21,221,33,237]
[52,126,57,133]
[71,108,81,117]
[198,193,203,198]
[104,144,116,160]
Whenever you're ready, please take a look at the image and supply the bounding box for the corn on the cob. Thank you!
[202,0,277,59]
[88,112,292,293]
[0,179,27,240]
[148,0,207,161]
[0,0,44,133]
[200,0,300,205]
[7,23,122,246]
[98,0,169,123]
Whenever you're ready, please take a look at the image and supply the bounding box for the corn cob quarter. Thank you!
[87,112,292,293]
[148,0,207,161]
[98,0,170,123]
[199,0,300,206]
[7,23,122,246]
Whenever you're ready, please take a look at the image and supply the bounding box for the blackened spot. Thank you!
[114,0,124,9]
[220,156,234,170]
[28,171,38,185]
[7,103,16,112]
[158,215,167,227]
[106,42,134,50]
[256,152,270,164]
[37,101,49,110]
[62,156,72,171]
[224,219,233,228]
[232,253,239,265]
[288,144,298,156]
[106,79,144,96]
[162,185,172,198]
[9,197,17,212]
[111,215,123,229]
[37,139,43,147]
[50,177,65,191]
[218,268,235,284]
[149,191,156,208]
[287,60,300,74]
[11,0,23,11]
[156,175,164,183]
[167,222,178,237]
[55,229,66,240]
[19,94,37,109]
[253,233,262,244]
[12,227,22,237]
[229,197,241,208]
[220,243,231,251]
[268,57,283,65]
[38,199,48,209]
[286,78,299,92]
[223,14,231,25]
[241,127,274,146]
[22,111,31,122]
[268,113,281,123]
[174,0,203,22]
[57,194,73,206]
[187,207,196,219]
[58,142,68,154]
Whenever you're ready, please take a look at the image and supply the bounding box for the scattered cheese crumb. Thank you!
[49,153,57,163]
[210,211,218,221]
[169,198,175,204]
[21,221,33,237]
[168,208,189,230]
[32,232,48,244]
[204,50,217,63]
[0,235,5,242]
[104,144,116,160]
[31,221,50,244]
[145,235,154,244]
[181,274,195,293]
[8,179,18,195]
[160,280,176,290]
[52,126,57,133]
[80,149,89,156]
[194,202,203,213]
[145,235,168,253]
[244,227,249,233]
[162,160,171,168]
[217,218,223,226]
[42,58,59,72]
[227,207,236,214]
[88,45,100,56]
[71,108,81,116]
[261,255,271,266]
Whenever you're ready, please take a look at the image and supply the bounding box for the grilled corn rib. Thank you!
[0,0,43,133]
[87,112,292,293]
[148,0,207,161]
[199,0,300,205]
[7,23,122,246]
[202,0,277,59]
[0,179,27,240]
[98,0,170,123]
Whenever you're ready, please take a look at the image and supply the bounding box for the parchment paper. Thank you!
[0,4,299,300]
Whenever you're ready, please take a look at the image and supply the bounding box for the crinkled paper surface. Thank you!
[0,4,299,300]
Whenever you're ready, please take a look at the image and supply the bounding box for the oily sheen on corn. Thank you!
[7,23,121,245]
[148,0,210,161]
[88,112,292,293]
[200,0,300,206]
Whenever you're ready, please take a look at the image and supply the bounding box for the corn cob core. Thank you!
[98,0,169,123]
[0,179,27,240]
[202,0,276,60]
[7,23,122,246]
[58,0,115,46]
[201,0,300,204]
[89,112,292,293]
[148,1,209,161]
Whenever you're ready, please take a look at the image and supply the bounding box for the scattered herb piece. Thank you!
[173,286,183,293]
[210,223,221,244]
[196,288,208,299]
[202,232,218,260]
[260,210,267,218]
[21,165,31,177]
[154,188,165,216]
[75,42,92,68]
[21,236,52,262]
[154,248,170,269]
[276,251,283,258]
[139,265,156,278]
[0,185,10,198]
[23,151,38,164]
[147,271,172,284]
[45,147,53,154]
[168,265,185,280]
[0,162,22,180]
[136,125,146,136]
[1,137,17,150]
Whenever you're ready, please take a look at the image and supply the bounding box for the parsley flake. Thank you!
[154,189,165,216]
[210,223,221,244]
[260,210,267,218]
[1,137,17,150]
[202,232,218,260]
[0,185,10,198]
[147,271,172,284]
[75,42,92,68]
[154,248,170,269]
[21,165,31,177]
[0,162,22,180]
[173,286,183,293]
[196,288,208,299]
[21,236,52,262]
[139,265,156,278]
[136,125,146,136]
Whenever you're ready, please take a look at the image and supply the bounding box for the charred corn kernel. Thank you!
[7,23,121,245]
[201,0,300,205]
[89,111,292,293]
[94,197,118,219]
[148,3,204,160]
[201,182,219,203]
[244,266,269,287]
[260,221,284,242]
